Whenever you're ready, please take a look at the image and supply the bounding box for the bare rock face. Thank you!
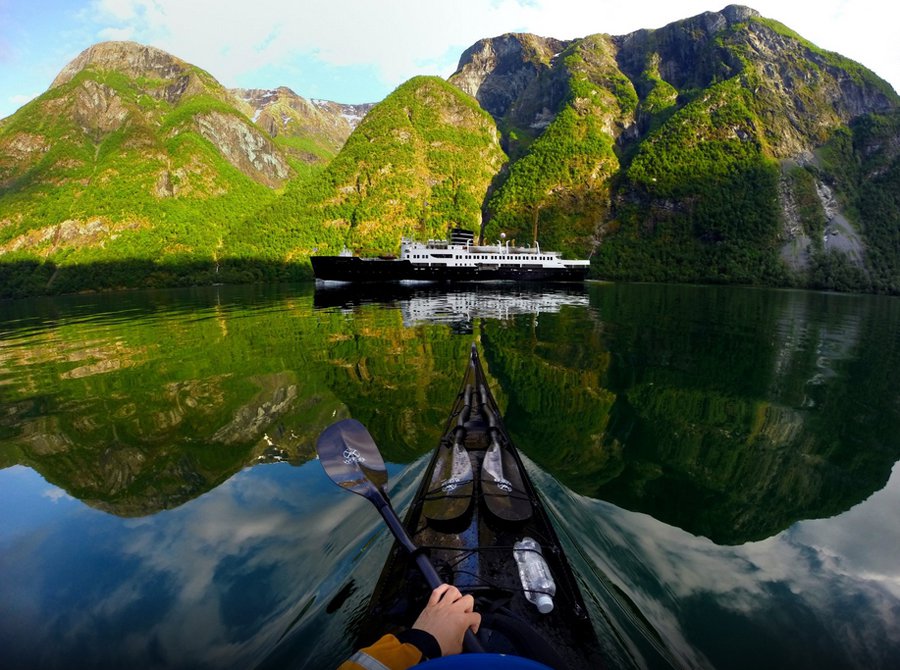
[0,132,50,188]
[3,132,49,158]
[73,80,129,138]
[614,6,761,92]
[0,218,144,255]
[194,111,291,187]
[450,33,572,121]
[738,23,895,157]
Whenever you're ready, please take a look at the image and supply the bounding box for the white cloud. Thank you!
[42,487,72,503]
[566,462,900,663]
[97,25,135,41]
[94,0,140,21]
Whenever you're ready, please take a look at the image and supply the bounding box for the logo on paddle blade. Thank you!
[441,476,462,493]
[493,476,513,493]
[343,448,365,466]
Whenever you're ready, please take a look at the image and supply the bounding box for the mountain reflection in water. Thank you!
[1,282,899,669]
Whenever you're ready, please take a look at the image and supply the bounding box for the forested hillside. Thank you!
[225,76,505,268]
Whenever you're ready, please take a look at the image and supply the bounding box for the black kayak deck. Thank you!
[357,346,604,669]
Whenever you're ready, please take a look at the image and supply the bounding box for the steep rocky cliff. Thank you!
[449,5,899,290]
[607,6,897,289]
[451,33,572,127]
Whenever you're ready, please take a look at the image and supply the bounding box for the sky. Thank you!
[1,0,899,120]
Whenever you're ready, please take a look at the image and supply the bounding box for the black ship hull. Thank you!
[311,256,588,283]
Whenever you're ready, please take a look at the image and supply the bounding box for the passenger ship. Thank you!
[310,228,589,283]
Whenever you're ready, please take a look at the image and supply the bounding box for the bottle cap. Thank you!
[536,594,554,614]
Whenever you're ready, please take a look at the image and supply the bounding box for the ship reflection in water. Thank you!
[313,283,589,331]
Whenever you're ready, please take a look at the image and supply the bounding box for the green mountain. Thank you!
[227,76,505,261]
[1,6,899,296]
[0,42,286,294]
[451,33,634,258]
[451,5,899,290]
[0,42,366,295]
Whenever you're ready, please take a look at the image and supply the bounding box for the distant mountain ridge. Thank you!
[1,5,899,296]
[230,86,373,162]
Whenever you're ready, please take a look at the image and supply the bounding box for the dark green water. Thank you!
[1,282,899,669]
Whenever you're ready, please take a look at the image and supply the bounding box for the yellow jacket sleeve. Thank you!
[338,632,433,670]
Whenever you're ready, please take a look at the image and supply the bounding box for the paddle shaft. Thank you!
[371,489,485,653]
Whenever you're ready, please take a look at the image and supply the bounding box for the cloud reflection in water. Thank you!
[541,461,900,669]
[0,460,391,670]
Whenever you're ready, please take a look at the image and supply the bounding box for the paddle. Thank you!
[423,384,475,521]
[316,418,484,654]
[477,385,533,522]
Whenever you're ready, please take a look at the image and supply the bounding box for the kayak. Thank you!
[356,345,605,669]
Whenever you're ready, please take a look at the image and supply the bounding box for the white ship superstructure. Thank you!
[399,229,590,274]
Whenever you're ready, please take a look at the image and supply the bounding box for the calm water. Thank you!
[1,282,899,669]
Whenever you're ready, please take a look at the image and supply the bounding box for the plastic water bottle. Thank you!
[513,537,556,614]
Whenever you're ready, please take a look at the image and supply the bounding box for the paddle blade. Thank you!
[317,419,388,495]
[482,441,533,522]
[423,441,474,521]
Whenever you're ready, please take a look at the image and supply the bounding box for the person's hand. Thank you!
[411,583,481,656]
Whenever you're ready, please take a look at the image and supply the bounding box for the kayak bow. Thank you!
[355,345,605,669]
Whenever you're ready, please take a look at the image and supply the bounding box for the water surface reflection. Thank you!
[0,283,898,669]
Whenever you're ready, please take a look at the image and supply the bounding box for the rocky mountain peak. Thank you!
[699,4,760,31]
[450,33,572,120]
[614,6,761,90]
[50,41,191,89]
[721,4,761,22]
